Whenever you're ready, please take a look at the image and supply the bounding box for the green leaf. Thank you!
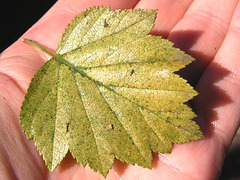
[20,6,203,177]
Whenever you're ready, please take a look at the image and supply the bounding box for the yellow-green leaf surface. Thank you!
[20,6,203,177]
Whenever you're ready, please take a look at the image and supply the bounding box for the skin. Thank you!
[0,0,240,179]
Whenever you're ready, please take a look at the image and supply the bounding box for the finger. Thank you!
[0,74,48,179]
[196,1,240,148]
[134,0,193,37]
[168,0,239,84]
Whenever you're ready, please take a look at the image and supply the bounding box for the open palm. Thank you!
[1,0,240,179]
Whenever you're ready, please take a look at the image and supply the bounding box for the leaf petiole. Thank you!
[22,39,56,57]
[22,38,85,74]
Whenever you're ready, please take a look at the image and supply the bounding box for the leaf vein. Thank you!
[61,10,155,56]
[137,106,170,150]
[97,85,150,164]
[109,86,195,94]
[79,8,109,47]
[51,63,60,162]
[72,72,105,171]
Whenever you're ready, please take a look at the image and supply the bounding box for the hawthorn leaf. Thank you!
[20,6,204,177]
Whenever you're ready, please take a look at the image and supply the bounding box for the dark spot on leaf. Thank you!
[104,19,108,28]
[66,123,70,132]
[107,124,114,130]
[130,69,134,76]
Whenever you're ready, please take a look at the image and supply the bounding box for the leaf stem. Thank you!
[22,38,86,75]
[23,39,56,57]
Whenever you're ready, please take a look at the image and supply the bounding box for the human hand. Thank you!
[1,0,240,179]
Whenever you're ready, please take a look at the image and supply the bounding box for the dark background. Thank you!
[1,1,239,179]
[1,0,56,52]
